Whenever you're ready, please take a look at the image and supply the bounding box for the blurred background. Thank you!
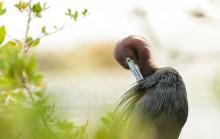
[2,0,220,138]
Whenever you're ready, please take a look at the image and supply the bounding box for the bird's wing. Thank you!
[116,67,188,139]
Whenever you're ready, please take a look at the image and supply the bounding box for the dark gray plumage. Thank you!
[114,36,188,139]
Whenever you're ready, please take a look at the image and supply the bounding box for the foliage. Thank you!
[65,8,88,21]
[94,112,127,139]
[0,42,89,139]
[14,1,29,12]
[0,1,89,139]
[13,0,89,52]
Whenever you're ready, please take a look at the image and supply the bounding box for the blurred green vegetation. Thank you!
[94,112,127,139]
[0,43,89,139]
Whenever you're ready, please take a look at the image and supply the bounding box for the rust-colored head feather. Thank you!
[114,35,155,77]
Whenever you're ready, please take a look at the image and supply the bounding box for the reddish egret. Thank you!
[114,35,188,139]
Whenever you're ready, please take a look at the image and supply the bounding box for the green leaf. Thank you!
[101,117,111,125]
[14,40,23,48]
[82,9,88,16]
[0,2,3,11]
[14,1,29,12]
[41,26,46,34]
[72,11,78,21]
[57,120,74,131]
[24,2,29,9]
[65,8,73,17]
[68,8,71,15]
[2,41,17,48]
[25,37,33,43]
[14,4,21,11]
[26,55,37,75]
[32,2,42,13]
[30,39,40,47]
[0,25,6,45]
[0,8,6,16]
[36,12,42,18]
[32,2,42,17]
[35,90,43,97]
[0,2,2,11]
[32,73,43,85]
[26,37,40,47]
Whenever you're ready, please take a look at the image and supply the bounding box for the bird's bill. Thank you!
[126,58,143,81]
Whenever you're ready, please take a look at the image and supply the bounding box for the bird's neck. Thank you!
[135,43,156,78]
[139,60,156,78]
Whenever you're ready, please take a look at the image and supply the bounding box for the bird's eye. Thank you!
[126,57,131,62]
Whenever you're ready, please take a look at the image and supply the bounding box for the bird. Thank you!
[114,35,188,139]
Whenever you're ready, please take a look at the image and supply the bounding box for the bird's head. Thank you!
[114,35,155,80]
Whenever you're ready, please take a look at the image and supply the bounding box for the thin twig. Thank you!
[6,34,18,42]
[23,0,33,53]
[26,14,89,47]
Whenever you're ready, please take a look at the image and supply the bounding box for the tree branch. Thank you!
[26,14,89,48]
[23,0,33,53]
[21,1,57,137]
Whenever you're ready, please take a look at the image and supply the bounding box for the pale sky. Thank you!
[1,0,220,53]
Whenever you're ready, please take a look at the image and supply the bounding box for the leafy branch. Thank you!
[23,0,32,52]
[26,10,89,48]
[13,0,89,52]
[0,1,89,139]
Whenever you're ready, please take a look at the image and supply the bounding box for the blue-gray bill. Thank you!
[126,58,143,81]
